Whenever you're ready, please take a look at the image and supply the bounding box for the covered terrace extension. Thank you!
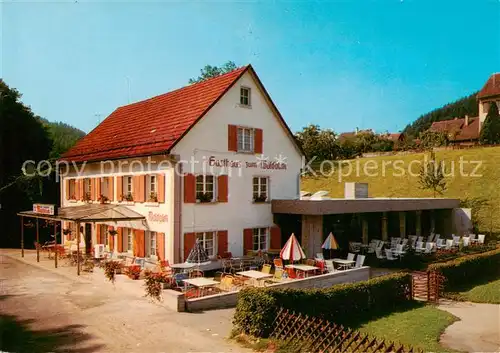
[272,197,464,258]
[17,204,146,275]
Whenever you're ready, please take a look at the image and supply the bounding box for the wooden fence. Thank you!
[411,271,445,302]
[271,308,423,353]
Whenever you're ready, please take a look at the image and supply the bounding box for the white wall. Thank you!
[172,71,303,257]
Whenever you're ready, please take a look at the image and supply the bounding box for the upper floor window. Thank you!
[240,87,251,106]
[196,231,215,257]
[147,175,157,202]
[237,127,254,153]
[122,176,133,201]
[253,228,268,252]
[83,178,92,201]
[253,177,269,202]
[196,175,215,202]
[68,179,76,200]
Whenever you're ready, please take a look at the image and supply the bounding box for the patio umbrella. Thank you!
[186,239,211,266]
[280,233,306,262]
[322,232,339,259]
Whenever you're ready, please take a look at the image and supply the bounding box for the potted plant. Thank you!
[108,229,118,236]
[253,194,267,203]
[148,192,158,202]
[63,228,72,236]
[98,194,109,204]
[121,193,134,202]
[82,192,92,202]
[197,192,213,203]
[103,260,123,283]
[126,265,141,280]
[143,270,171,301]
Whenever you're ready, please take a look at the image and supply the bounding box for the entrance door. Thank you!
[84,223,92,254]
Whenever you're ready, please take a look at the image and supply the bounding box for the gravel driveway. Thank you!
[0,254,249,353]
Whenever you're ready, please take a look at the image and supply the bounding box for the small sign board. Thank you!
[32,203,56,216]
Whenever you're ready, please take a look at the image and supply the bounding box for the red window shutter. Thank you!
[157,232,165,260]
[90,178,96,201]
[133,176,143,202]
[270,226,281,250]
[138,176,146,202]
[96,225,102,244]
[217,230,228,256]
[157,173,165,203]
[254,128,263,154]
[184,232,196,261]
[65,180,70,200]
[95,178,101,200]
[117,228,123,252]
[108,177,114,201]
[243,228,253,254]
[217,175,228,202]
[134,230,145,257]
[228,125,237,151]
[75,180,81,200]
[184,174,195,203]
[116,176,123,201]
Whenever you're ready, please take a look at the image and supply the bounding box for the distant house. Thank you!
[381,132,405,143]
[338,128,374,141]
[427,73,500,145]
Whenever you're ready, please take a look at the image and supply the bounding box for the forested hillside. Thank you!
[403,92,479,138]
[39,119,86,158]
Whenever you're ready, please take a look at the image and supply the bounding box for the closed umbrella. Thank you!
[280,233,306,262]
[322,232,339,259]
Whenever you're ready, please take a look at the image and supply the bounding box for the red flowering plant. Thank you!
[143,270,174,301]
[126,265,141,280]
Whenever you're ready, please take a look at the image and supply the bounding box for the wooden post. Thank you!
[20,216,25,258]
[381,212,388,241]
[76,221,80,276]
[427,271,431,302]
[36,218,40,262]
[54,221,58,268]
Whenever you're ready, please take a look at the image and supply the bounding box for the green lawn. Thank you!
[357,304,459,353]
[301,146,500,235]
[445,278,500,304]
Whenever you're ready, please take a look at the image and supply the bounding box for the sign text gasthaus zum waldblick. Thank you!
[208,156,287,170]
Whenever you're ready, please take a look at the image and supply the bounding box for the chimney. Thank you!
[465,115,469,127]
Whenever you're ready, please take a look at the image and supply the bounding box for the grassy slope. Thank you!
[301,146,500,233]
[358,304,459,352]
[446,278,500,304]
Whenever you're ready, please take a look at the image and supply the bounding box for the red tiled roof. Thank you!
[62,66,249,162]
[429,117,480,141]
[478,73,500,99]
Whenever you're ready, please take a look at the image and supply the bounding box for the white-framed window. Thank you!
[100,225,108,247]
[253,176,269,201]
[253,228,268,251]
[149,231,157,257]
[196,175,215,202]
[83,178,92,200]
[146,175,157,201]
[126,228,133,253]
[196,231,215,257]
[237,127,254,152]
[240,87,251,106]
[68,179,76,200]
[123,176,133,200]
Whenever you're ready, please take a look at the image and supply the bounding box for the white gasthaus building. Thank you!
[60,65,304,264]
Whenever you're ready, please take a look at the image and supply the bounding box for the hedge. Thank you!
[429,247,500,292]
[233,272,412,337]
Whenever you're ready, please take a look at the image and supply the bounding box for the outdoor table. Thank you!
[285,264,319,278]
[332,258,355,270]
[237,270,273,287]
[170,263,196,273]
[183,277,220,297]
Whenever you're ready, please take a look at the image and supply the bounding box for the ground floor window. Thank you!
[126,228,133,252]
[100,225,108,247]
[195,231,215,257]
[253,228,268,251]
[148,231,157,258]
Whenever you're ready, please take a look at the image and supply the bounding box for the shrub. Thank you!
[429,247,500,292]
[233,272,412,337]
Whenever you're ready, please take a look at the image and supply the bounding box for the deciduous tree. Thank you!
[189,61,238,84]
[480,102,500,145]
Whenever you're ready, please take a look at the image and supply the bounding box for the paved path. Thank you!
[0,253,248,353]
[438,299,500,353]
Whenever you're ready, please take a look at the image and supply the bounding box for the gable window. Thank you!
[253,177,269,202]
[83,178,92,201]
[253,228,268,251]
[196,231,215,257]
[237,127,254,152]
[126,228,133,253]
[68,179,76,200]
[122,176,133,201]
[196,175,215,202]
[146,175,157,202]
[240,87,251,106]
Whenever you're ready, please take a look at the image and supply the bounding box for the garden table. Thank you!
[237,270,272,287]
[332,258,355,270]
[183,277,220,297]
[285,264,319,277]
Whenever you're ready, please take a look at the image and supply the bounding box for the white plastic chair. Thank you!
[434,234,441,242]
[417,236,424,244]
[469,234,476,243]
[385,249,397,261]
[401,239,408,248]
[376,241,385,250]
[462,237,470,247]
[427,234,435,243]
[375,248,386,259]
[477,234,485,244]
[436,238,446,249]
[395,244,406,256]
[445,239,453,250]
[424,242,435,254]
[325,260,335,273]
[355,255,366,268]
[347,253,356,261]
[415,241,425,253]
[452,235,460,247]
[410,236,417,248]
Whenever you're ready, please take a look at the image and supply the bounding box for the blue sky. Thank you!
[3,1,499,134]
